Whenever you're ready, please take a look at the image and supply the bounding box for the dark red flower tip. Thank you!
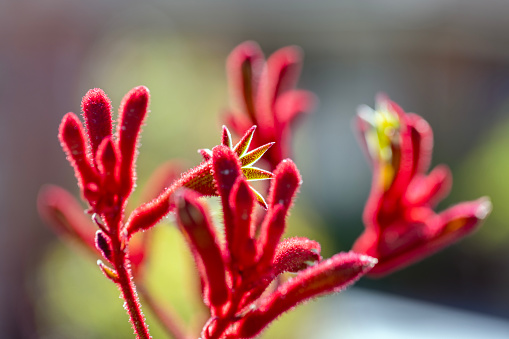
[81,88,113,158]
[117,85,150,195]
[175,189,230,312]
[272,237,321,275]
[237,252,377,338]
[58,113,97,188]
[95,230,112,262]
[267,159,302,210]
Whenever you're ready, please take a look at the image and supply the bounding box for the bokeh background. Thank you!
[2,0,509,338]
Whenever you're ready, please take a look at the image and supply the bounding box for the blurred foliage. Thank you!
[453,108,509,250]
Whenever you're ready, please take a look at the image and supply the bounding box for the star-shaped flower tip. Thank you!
[125,125,275,237]
[200,125,274,208]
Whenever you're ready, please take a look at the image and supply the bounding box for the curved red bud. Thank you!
[212,145,243,249]
[272,237,321,275]
[175,190,230,312]
[117,86,150,196]
[58,113,97,189]
[125,193,173,237]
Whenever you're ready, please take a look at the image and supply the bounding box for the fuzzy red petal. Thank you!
[237,252,376,338]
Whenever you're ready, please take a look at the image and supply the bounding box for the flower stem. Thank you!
[108,213,152,339]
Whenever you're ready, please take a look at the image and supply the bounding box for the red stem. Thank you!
[108,213,152,339]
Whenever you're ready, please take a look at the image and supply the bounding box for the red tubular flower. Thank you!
[173,147,376,339]
[352,95,492,277]
[224,41,316,170]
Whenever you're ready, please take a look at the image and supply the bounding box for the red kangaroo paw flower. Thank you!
[175,189,230,313]
[225,42,315,170]
[353,95,491,277]
[81,88,113,159]
[236,252,377,339]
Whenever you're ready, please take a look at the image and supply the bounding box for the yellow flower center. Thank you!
[358,101,401,190]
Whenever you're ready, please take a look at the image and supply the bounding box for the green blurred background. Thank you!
[2,1,509,338]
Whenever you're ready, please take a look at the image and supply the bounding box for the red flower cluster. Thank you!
[224,41,315,170]
[52,86,152,337]
[352,95,491,277]
[37,41,492,339]
[174,146,376,339]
